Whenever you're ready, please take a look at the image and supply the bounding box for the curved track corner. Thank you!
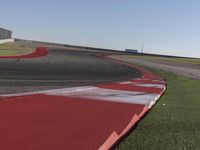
[0,48,166,150]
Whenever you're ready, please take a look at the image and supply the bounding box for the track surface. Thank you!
[0,48,166,150]
[112,55,200,80]
[0,48,140,94]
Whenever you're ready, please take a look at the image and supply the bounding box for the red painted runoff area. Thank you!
[0,50,166,150]
[0,47,48,58]
[0,94,146,150]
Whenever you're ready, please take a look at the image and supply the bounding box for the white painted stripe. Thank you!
[119,81,165,88]
[0,86,96,98]
[45,87,158,107]
[149,87,166,108]
[0,82,166,108]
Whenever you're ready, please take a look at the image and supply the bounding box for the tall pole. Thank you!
[141,43,144,53]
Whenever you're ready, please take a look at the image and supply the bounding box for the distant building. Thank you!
[0,28,12,39]
[125,49,138,53]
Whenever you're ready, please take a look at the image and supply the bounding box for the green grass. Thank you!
[0,43,34,56]
[130,55,200,65]
[116,65,200,150]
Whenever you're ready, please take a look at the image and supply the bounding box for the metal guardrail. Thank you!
[12,38,197,58]
[14,38,120,52]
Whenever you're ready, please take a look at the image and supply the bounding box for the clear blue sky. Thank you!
[1,0,200,58]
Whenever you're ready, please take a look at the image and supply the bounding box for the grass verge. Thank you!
[0,42,34,56]
[116,64,200,150]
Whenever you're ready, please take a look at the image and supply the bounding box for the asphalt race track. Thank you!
[112,55,200,80]
[0,48,140,94]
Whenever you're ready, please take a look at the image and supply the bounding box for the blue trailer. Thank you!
[125,49,138,53]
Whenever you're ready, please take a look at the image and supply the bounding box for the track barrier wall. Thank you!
[14,38,120,52]
[0,39,14,44]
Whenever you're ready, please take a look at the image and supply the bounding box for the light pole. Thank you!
[141,43,144,53]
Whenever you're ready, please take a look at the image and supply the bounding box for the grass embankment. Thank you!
[116,65,200,150]
[0,42,34,56]
[131,55,200,65]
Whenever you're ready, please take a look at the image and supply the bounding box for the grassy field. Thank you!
[0,42,34,56]
[116,64,200,150]
[130,55,200,65]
